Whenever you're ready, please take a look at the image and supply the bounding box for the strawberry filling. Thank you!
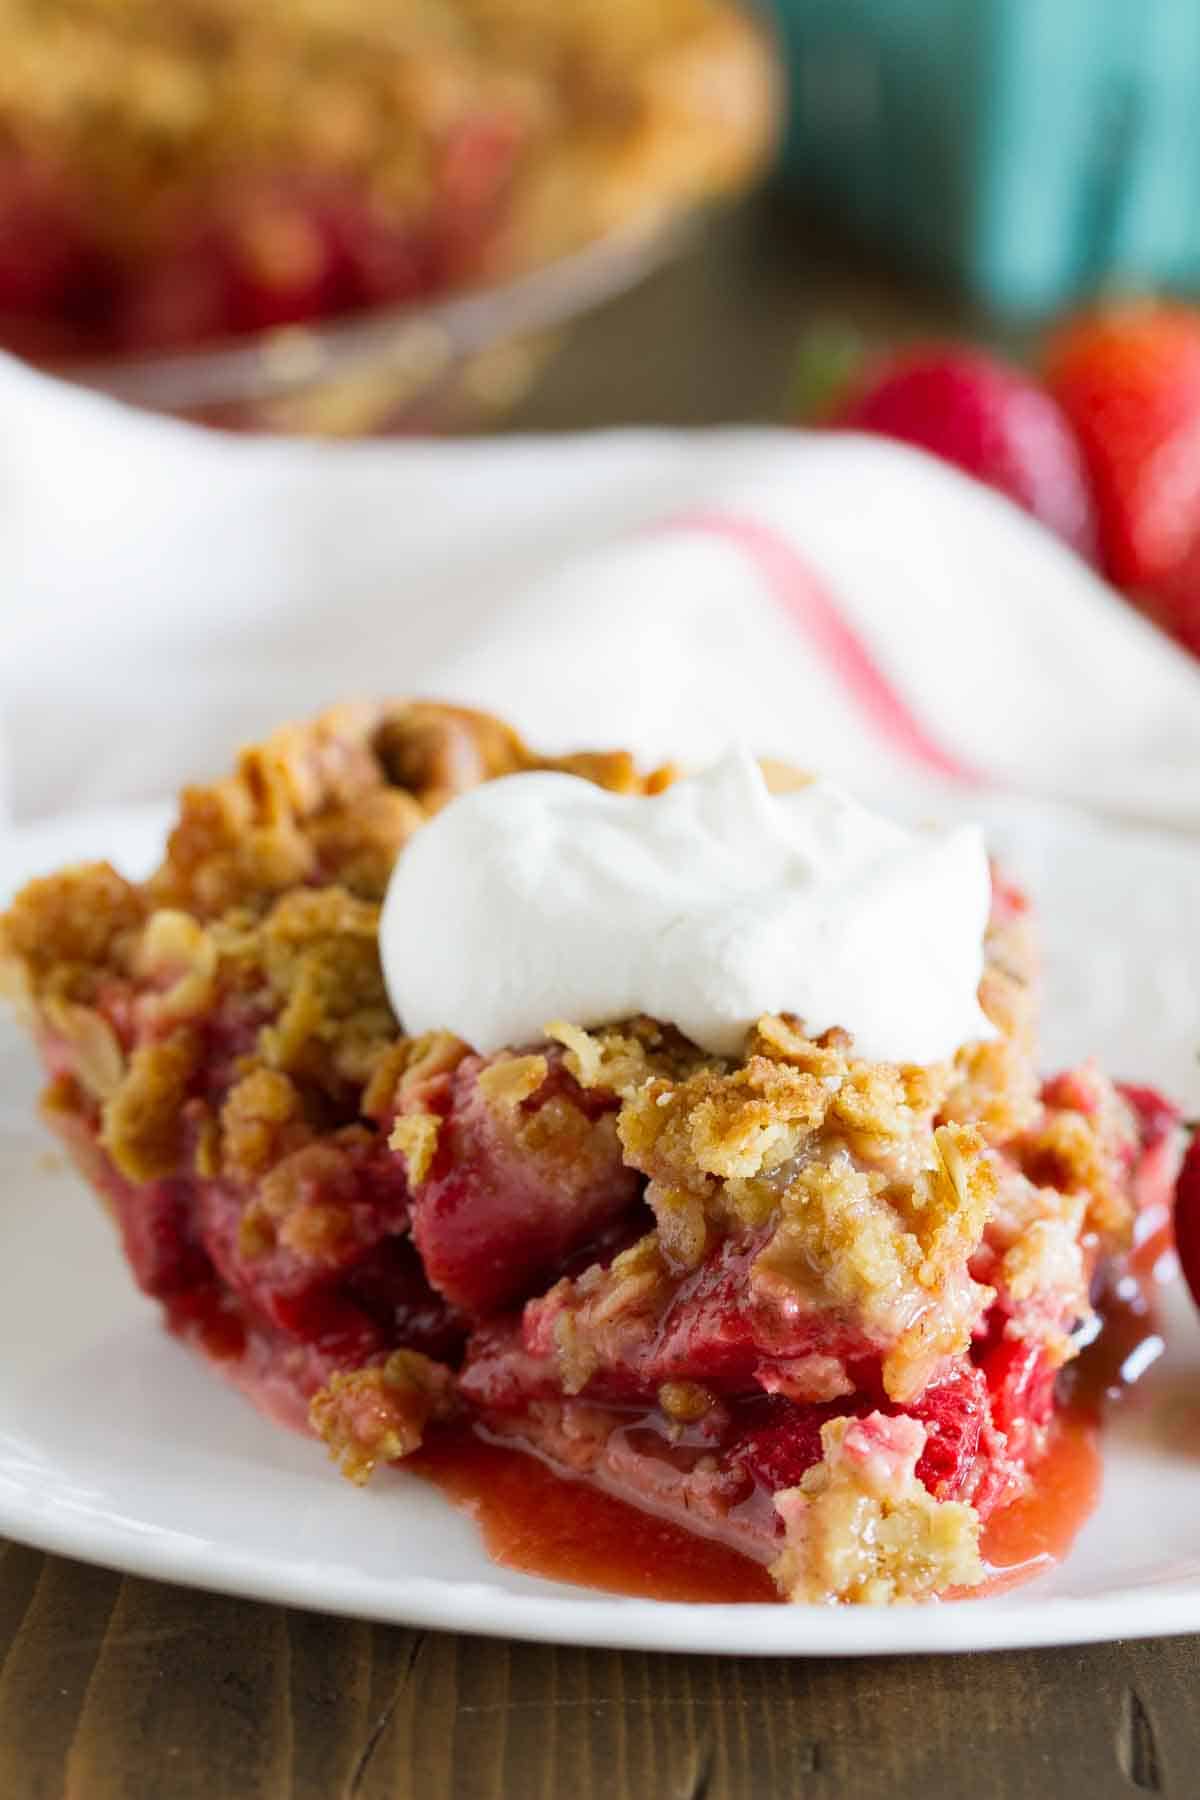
[31,965,1181,1580]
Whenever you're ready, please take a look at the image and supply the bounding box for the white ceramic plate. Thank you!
[3,796,1200,1657]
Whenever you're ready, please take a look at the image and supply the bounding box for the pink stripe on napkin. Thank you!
[662,509,984,786]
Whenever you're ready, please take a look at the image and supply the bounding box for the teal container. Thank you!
[768,0,1200,314]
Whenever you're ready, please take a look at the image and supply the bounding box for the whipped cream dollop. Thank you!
[380,749,995,1064]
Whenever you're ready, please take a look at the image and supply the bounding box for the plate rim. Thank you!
[2,1488,1200,1657]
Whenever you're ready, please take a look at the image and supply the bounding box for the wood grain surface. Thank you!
[3,199,1198,1800]
[0,1541,1196,1800]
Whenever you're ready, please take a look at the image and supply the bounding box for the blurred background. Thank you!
[3,0,1200,655]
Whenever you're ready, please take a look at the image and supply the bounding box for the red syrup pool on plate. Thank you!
[409,1412,1104,1605]
[408,1431,777,1604]
[407,1271,1168,1606]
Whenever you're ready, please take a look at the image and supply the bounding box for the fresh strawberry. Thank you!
[1043,302,1200,613]
[823,344,1098,559]
[1173,1133,1200,1317]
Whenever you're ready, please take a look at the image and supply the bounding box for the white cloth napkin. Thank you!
[2,350,1198,832]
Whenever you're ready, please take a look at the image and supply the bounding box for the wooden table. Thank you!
[0,1542,1194,1798]
[2,196,1196,1798]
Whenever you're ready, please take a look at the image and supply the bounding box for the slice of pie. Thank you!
[0,701,1181,1605]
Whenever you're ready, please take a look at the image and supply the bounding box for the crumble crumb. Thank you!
[310,1350,456,1484]
[771,1413,984,1605]
[364,1030,471,1121]
[389,1112,442,1186]
[476,1053,550,1109]
[657,1379,716,1422]
[100,1029,200,1183]
[547,1015,712,1099]
[220,1068,310,1185]
[40,997,126,1101]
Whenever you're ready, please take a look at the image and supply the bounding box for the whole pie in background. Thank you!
[0,0,778,360]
